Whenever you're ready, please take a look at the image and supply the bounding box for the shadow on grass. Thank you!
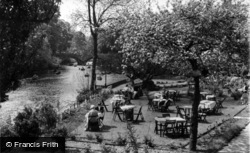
[101,125,117,132]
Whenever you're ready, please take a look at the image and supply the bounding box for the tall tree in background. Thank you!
[118,0,248,150]
[46,16,73,55]
[72,0,135,91]
[0,0,61,102]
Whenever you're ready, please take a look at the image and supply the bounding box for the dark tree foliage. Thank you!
[0,0,61,102]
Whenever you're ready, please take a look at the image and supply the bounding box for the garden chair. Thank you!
[157,100,165,112]
[183,120,191,135]
[98,99,109,112]
[147,99,155,111]
[163,91,169,99]
[216,95,227,108]
[212,102,222,115]
[99,106,105,127]
[134,106,144,122]
[160,100,171,112]
[154,120,164,136]
[176,106,190,121]
[175,90,181,101]
[162,120,176,137]
[198,108,207,122]
[112,104,124,121]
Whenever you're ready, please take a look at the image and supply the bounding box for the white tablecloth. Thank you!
[154,93,163,99]
[206,95,216,100]
[110,96,125,104]
[155,117,186,123]
[168,90,176,93]
[199,100,216,110]
[120,105,136,111]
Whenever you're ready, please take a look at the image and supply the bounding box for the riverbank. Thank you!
[0,66,127,128]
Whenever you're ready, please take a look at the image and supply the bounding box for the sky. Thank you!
[59,0,168,23]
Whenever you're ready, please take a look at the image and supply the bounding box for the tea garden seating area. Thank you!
[72,82,247,146]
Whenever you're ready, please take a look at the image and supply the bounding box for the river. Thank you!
[0,66,127,127]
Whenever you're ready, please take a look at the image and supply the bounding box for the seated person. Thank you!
[85,105,101,131]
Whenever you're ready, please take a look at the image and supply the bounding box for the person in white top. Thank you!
[84,105,100,131]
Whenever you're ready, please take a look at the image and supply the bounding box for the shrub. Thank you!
[14,107,41,137]
[51,126,68,137]
[76,93,86,104]
[86,134,94,140]
[126,123,139,153]
[231,90,242,100]
[35,102,57,131]
[76,88,91,104]
[143,135,155,148]
[115,133,127,146]
[95,134,103,143]
[1,125,17,137]
[84,144,92,153]
[101,88,113,100]
[100,143,116,153]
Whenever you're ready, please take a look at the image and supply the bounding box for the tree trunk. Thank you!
[189,76,200,151]
[90,33,98,91]
[188,59,201,151]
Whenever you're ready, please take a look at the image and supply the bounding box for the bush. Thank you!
[76,88,91,104]
[35,102,57,130]
[14,107,41,137]
[86,134,94,140]
[143,136,155,148]
[101,88,113,100]
[100,143,116,153]
[51,126,68,137]
[231,90,242,100]
[115,133,127,146]
[95,134,104,143]
[1,125,17,137]
[76,93,86,104]
[142,80,157,91]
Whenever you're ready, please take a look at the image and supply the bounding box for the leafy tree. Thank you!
[72,0,135,91]
[117,0,248,150]
[0,0,61,102]
[70,31,87,55]
[46,16,73,55]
